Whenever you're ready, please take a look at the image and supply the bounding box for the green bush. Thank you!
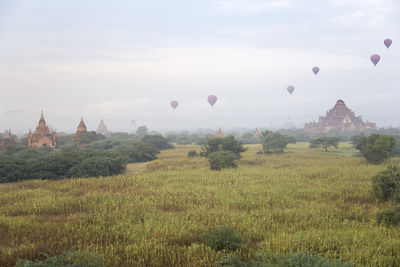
[140,134,174,150]
[188,150,198,157]
[220,252,356,267]
[16,249,105,267]
[377,206,400,227]
[262,132,289,154]
[68,156,125,178]
[204,226,242,251]
[372,166,400,202]
[200,136,246,159]
[361,134,396,164]
[208,150,237,171]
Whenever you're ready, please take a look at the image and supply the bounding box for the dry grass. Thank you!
[1,143,399,266]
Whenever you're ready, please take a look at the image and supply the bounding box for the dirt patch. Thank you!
[0,183,14,189]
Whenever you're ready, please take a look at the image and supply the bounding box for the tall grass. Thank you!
[1,143,399,266]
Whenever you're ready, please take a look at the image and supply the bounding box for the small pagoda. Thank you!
[0,129,15,148]
[96,120,108,135]
[72,117,87,142]
[253,128,260,139]
[215,128,224,138]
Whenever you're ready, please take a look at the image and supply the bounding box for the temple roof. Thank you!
[76,117,87,133]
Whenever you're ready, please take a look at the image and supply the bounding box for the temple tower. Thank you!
[27,111,57,148]
[72,117,87,142]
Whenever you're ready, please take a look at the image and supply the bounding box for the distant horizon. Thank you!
[0,0,398,132]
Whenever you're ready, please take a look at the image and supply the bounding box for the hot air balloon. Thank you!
[287,86,295,95]
[207,95,217,106]
[384,38,392,49]
[312,66,320,75]
[170,100,178,109]
[370,54,380,66]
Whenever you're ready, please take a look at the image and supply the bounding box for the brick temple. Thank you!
[305,100,376,134]
[72,117,88,142]
[28,111,58,148]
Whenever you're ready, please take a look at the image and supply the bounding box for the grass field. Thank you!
[1,143,400,266]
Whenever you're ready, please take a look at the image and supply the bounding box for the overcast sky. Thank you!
[0,0,399,133]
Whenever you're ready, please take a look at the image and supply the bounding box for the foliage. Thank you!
[310,137,340,152]
[220,252,356,267]
[78,131,105,145]
[16,249,105,267]
[136,126,148,137]
[56,134,75,147]
[0,143,158,181]
[68,157,125,178]
[188,150,198,157]
[2,144,400,266]
[360,134,396,164]
[376,206,400,227]
[350,134,367,151]
[0,154,25,182]
[200,136,246,159]
[262,132,289,154]
[208,150,237,171]
[204,226,242,251]
[140,134,174,150]
[239,132,262,145]
[372,166,400,202]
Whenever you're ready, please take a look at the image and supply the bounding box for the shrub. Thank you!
[200,136,246,159]
[220,252,356,267]
[113,142,159,163]
[360,134,396,164]
[208,150,237,171]
[140,134,174,150]
[78,131,105,145]
[188,150,198,157]
[351,133,367,150]
[377,206,400,227]
[68,157,125,178]
[204,226,242,251]
[372,166,400,202]
[16,249,105,267]
[262,132,289,154]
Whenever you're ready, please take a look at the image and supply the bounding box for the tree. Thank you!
[309,137,340,152]
[113,142,159,163]
[361,134,396,164]
[140,134,174,150]
[136,126,148,137]
[208,150,237,171]
[351,133,367,151]
[200,136,246,159]
[78,131,105,145]
[68,156,125,178]
[262,132,289,154]
[372,166,400,202]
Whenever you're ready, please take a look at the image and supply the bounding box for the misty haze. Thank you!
[0,1,399,267]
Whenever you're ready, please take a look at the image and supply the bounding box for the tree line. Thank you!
[0,133,173,182]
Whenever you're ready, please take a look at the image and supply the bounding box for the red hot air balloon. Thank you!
[170,100,178,109]
[384,38,392,49]
[207,95,217,106]
[312,66,320,75]
[370,54,380,66]
[287,86,295,95]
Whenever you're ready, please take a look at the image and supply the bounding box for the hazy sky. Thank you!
[0,0,399,133]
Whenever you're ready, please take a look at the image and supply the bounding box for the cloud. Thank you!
[218,0,290,13]
[85,98,153,118]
